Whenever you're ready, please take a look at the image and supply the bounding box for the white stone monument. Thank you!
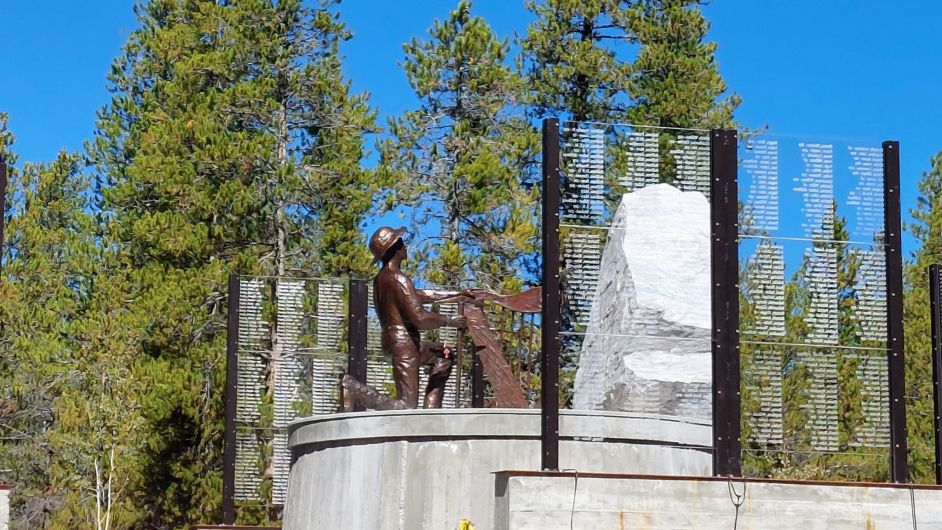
[572,183,712,419]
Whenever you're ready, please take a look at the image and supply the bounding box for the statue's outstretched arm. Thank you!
[416,288,460,304]
[418,288,480,304]
[396,275,465,330]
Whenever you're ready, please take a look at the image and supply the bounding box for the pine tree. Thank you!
[88,1,376,526]
[46,251,148,530]
[900,153,942,483]
[0,116,65,527]
[380,0,539,291]
[624,0,740,129]
[223,0,378,278]
[0,115,145,528]
[520,0,739,127]
[519,0,634,122]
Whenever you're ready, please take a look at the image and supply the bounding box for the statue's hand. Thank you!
[447,315,468,329]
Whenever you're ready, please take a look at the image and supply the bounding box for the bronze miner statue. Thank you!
[341,226,470,410]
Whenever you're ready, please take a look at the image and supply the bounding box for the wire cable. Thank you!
[561,468,579,530]
[910,485,918,530]
[727,476,747,530]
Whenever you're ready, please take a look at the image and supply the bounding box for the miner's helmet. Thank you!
[369,226,407,263]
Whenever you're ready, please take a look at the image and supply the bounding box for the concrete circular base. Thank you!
[284,408,711,530]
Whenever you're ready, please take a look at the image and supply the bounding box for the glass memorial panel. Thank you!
[737,133,890,481]
[233,276,350,506]
[558,121,713,418]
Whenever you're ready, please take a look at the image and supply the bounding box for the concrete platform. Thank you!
[283,408,710,530]
[494,471,942,529]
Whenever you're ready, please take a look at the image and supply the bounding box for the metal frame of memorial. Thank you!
[218,121,922,523]
[346,279,369,413]
[927,264,942,485]
[734,134,908,483]
[710,128,741,477]
[538,120,911,481]
[222,275,359,518]
[222,274,240,525]
[538,119,742,475]
[541,118,740,475]
[883,141,908,483]
[540,117,561,471]
[0,158,7,276]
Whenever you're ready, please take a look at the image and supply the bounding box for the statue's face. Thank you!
[400,241,408,261]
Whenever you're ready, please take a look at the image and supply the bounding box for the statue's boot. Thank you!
[423,358,453,409]
[341,374,407,411]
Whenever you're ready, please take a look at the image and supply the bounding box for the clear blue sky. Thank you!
[2,0,940,255]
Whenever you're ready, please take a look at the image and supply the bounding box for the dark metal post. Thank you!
[471,348,484,408]
[929,265,942,485]
[883,140,908,483]
[540,118,561,471]
[347,279,369,405]
[0,158,7,276]
[455,308,465,406]
[222,274,240,525]
[710,129,741,477]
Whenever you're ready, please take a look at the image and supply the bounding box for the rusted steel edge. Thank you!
[492,470,942,490]
[463,304,528,408]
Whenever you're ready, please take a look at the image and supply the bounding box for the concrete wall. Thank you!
[283,409,710,530]
[495,472,942,530]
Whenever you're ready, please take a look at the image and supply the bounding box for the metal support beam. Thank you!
[883,140,908,483]
[929,265,942,485]
[347,279,369,410]
[0,158,7,277]
[710,128,741,477]
[222,273,240,525]
[540,118,561,471]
